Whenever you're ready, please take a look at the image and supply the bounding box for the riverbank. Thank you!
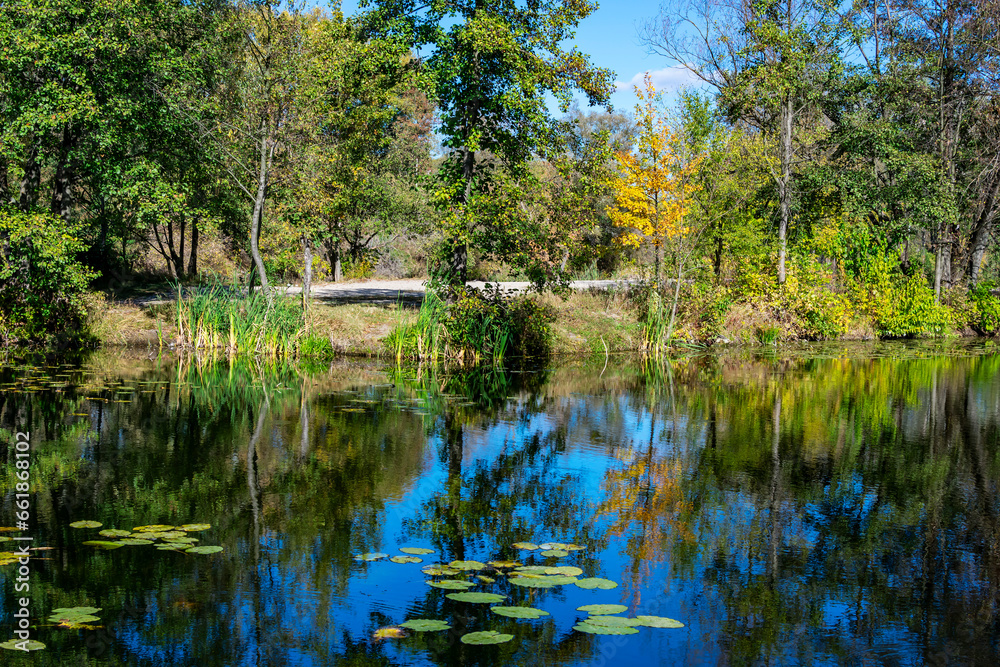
[84,280,992,358]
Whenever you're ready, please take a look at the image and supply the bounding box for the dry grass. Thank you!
[85,293,172,346]
[538,290,642,357]
[309,302,418,356]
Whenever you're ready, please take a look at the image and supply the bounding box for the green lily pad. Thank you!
[69,521,102,529]
[50,613,101,625]
[353,552,388,561]
[184,546,223,554]
[487,560,521,568]
[117,539,154,546]
[180,524,211,531]
[421,566,460,576]
[508,577,557,588]
[81,540,123,550]
[585,615,642,627]
[426,579,475,590]
[513,566,550,575]
[563,544,586,551]
[476,575,496,583]
[577,604,627,615]
[0,639,45,650]
[445,592,507,603]
[390,555,423,564]
[540,549,569,557]
[98,529,131,538]
[512,542,539,550]
[573,623,639,635]
[155,544,187,551]
[164,536,198,544]
[460,630,514,645]
[52,607,100,615]
[491,606,550,619]
[635,615,685,628]
[545,566,583,576]
[133,525,174,532]
[399,547,434,555]
[151,531,186,539]
[0,537,11,542]
[448,560,485,570]
[400,619,451,632]
[574,577,618,590]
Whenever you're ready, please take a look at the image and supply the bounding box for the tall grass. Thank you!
[174,280,304,356]
[641,287,670,359]
[385,290,446,362]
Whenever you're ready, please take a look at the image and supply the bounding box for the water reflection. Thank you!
[0,343,998,665]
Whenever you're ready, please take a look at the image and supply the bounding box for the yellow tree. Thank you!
[607,73,700,283]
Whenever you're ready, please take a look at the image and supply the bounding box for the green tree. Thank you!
[363,0,614,288]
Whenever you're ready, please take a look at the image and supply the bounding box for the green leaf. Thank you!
[400,619,451,631]
[445,592,507,603]
[180,524,212,531]
[390,555,423,564]
[353,552,387,561]
[184,546,223,554]
[460,630,514,645]
[0,639,45,650]
[577,604,627,615]
[512,542,539,550]
[491,606,550,619]
[585,615,641,627]
[98,529,131,538]
[426,579,475,590]
[635,615,685,628]
[399,547,434,555]
[513,566,549,575]
[574,577,618,590]
[117,539,154,546]
[540,549,569,557]
[448,560,485,570]
[573,623,639,635]
[81,540,123,550]
[508,577,557,588]
[545,566,583,576]
[69,521,102,529]
[422,566,460,576]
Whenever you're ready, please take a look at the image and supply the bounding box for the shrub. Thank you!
[968,282,1000,336]
[507,296,555,358]
[0,210,96,345]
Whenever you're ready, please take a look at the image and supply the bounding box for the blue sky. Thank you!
[339,0,700,115]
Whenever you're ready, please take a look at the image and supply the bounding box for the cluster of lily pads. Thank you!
[356,540,683,645]
[70,521,221,554]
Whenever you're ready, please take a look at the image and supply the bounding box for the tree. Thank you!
[644,0,847,284]
[608,74,701,283]
[363,0,614,288]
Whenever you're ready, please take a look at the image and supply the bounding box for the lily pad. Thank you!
[81,540,123,550]
[540,549,569,557]
[563,544,586,551]
[461,630,514,645]
[150,531,186,539]
[448,560,485,570]
[573,623,639,635]
[0,639,45,650]
[574,577,618,590]
[476,575,496,583]
[51,614,101,626]
[98,529,131,538]
[133,525,174,532]
[445,592,507,603]
[426,579,475,590]
[399,547,434,555]
[513,566,550,575]
[390,555,423,564]
[421,566,460,576]
[184,546,223,555]
[156,544,188,551]
[69,521,102,529]
[585,615,642,627]
[635,615,685,628]
[399,619,451,632]
[512,541,539,550]
[577,604,628,615]
[508,577,557,588]
[164,536,198,544]
[52,607,100,615]
[545,566,583,576]
[487,560,521,568]
[180,524,211,532]
[353,552,388,561]
[118,539,154,546]
[491,606,550,619]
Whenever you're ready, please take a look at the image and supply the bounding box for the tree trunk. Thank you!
[50,126,75,224]
[777,94,793,285]
[250,124,271,299]
[968,177,998,286]
[327,238,343,282]
[450,146,475,287]
[17,142,40,213]
[301,235,313,312]
[188,216,199,277]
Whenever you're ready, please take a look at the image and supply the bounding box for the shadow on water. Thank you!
[0,341,999,665]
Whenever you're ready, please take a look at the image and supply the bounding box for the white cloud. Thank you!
[614,66,698,94]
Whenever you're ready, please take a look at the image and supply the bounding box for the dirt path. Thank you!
[280,279,630,305]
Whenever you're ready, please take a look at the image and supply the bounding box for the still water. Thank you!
[1,342,999,666]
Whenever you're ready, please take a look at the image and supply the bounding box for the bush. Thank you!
[968,282,1000,335]
[0,210,96,345]
[507,296,555,358]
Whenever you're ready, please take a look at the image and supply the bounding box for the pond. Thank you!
[1,342,999,665]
